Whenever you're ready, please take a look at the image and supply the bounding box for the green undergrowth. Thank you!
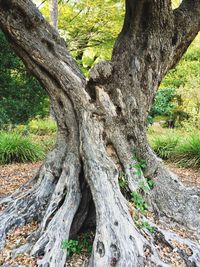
[149,126,200,169]
[173,135,200,168]
[61,233,94,257]
[118,156,156,233]
[0,132,45,164]
[150,134,179,160]
[130,177,155,233]
[14,117,57,136]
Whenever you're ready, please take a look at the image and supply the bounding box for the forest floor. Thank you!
[0,161,200,266]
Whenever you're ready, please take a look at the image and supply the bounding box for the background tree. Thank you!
[50,0,58,29]
[0,1,200,267]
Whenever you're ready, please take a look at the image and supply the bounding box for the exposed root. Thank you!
[0,221,38,266]
[151,164,200,236]
[80,114,176,267]
[154,226,200,266]
[0,170,56,251]
[0,134,70,250]
[31,154,81,267]
[1,118,200,267]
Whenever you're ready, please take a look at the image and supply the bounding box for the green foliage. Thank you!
[141,221,155,233]
[131,192,148,214]
[61,234,93,257]
[150,134,179,160]
[149,125,200,169]
[149,88,176,119]
[0,30,49,127]
[38,135,56,153]
[174,135,200,169]
[134,219,155,233]
[41,0,124,75]
[150,35,200,125]
[177,76,200,125]
[131,156,147,176]
[0,132,44,164]
[138,178,155,192]
[146,178,155,190]
[130,176,154,214]
[61,240,81,256]
[28,118,57,135]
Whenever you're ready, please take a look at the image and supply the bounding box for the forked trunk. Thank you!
[0,0,200,266]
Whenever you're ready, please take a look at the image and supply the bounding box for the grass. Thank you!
[150,134,179,160]
[173,135,200,168]
[148,124,200,169]
[0,132,45,164]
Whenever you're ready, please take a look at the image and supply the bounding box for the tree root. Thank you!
[31,154,81,267]
[154,225,200,266]
[0,169,56,250]
[151,164,200,237]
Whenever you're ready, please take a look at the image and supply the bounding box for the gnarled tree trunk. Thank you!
[0,0,200,266]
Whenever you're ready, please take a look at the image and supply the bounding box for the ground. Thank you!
[0,161,200,266]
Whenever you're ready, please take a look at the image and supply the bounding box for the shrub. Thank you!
[150,134,179,160]
[0,132,44,164]
[149,88,176,118]
[174,135,200,168]
[28,118,57,135]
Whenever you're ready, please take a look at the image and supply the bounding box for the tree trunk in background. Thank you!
[0,0,200,266]
[50,0,58,29]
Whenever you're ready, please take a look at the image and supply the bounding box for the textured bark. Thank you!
[0,1,200,266]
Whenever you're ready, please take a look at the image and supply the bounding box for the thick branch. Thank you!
[0,0,89,109]
[124,0,172,30]
[171,0,200,68]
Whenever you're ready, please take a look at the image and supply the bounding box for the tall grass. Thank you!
[0,132,44,164]
[150,134,179,160]
[174,135,200,168]
[149,129,200,169]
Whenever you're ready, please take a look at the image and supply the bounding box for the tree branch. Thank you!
[0,0,88,106]
[120,0,172,35]
[171,0,200,67]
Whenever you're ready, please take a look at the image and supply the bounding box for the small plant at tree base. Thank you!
[131,155,147,176]
[140,220,155,233]
[61,233,93,256]
[133,218,155,234]
[61,239,81,256]
[138,178,155,192]
[80,234,93,255]
[146,178,155,190]
[131,192,148,214]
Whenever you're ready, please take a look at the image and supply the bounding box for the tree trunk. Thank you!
[0,1,200,266]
